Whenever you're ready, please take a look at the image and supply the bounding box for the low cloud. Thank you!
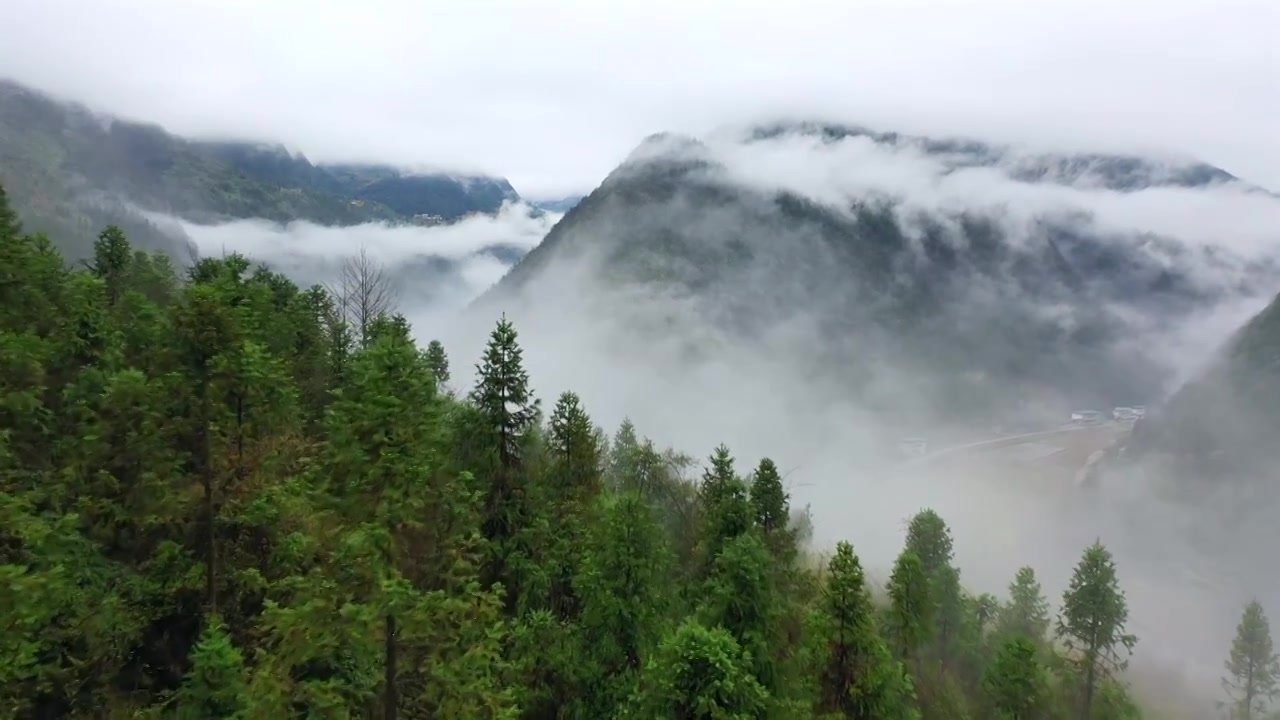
[714,129,1280,261]
[3,0,1276,197]
[123,120,1280,719]
[155,201,560,334]
[437,128,1280,716]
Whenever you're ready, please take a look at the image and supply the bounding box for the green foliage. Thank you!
[1223,600,1280,720]
[812,542,918,720]
[886,550,933,661]
[749,458,795,563]
[0,196,1200,719]
[904,509,954,578]
[996,567,1051,643]
[701,532,780,698]
[174,618,248,719]
[1057,541,1138,720]
[982,636,1048,719]
[425,338,451,387]
[698,444,754,579]
[631,619,769,719]
[575,491,674,718]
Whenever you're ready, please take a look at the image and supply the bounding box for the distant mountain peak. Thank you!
[621,132,714,168]
[475,121,1280,426]
[745,120,1244,193]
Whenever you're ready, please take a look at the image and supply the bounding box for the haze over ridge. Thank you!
[3,3,1279,715]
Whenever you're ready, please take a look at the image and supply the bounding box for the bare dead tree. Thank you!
[325,245,400,347]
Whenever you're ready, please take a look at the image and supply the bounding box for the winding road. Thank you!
[903,421,1132,478]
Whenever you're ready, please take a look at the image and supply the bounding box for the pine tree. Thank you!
[904,509,954,578]
[1223,600,1280,720]
[425,338,450,387]
[173,281,242,615]
[174,618,248,720]
[576,491,674,718]
[973,593,1000,635]
[470,315,539,470]
[749,457,794,561]
[0,184,21,239]
[886,550,932,662]
[701,531,780,698]
[634,619,769,719]
[1056,541,1137,720]
[996,567,1051,643]
[544,391,603,619]
[607,418,641,488]
[468,315,540,608]
[547,391,602,504]
[904,509,965,669]
[90,225,132,307]
[813,542,918,719]
[982,636,1048,720]
[697,444,753,577]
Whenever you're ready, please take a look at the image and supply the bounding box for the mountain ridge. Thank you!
[473,123,1280,426]
[0,77,526,260]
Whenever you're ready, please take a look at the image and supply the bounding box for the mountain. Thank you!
[1132,291,1280,481]
[474,126,1280,425]
[750,122,1248,192]
[529,195,585,213]
[0,78,523,261]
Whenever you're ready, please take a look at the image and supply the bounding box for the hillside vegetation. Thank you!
[1135,290,1280,482]
[477,129,1277,427]
[0,79,521,261]
[5,185,1279,719]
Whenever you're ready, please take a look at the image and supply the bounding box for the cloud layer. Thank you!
[3,0,1277,196]
[163,200,560,335]
[438,128,1280,714]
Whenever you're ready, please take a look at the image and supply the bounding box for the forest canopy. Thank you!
[0,184,1274,719]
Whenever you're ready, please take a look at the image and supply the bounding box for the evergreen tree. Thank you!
[547,391,602,504]
[996,567,1052,643]
[0,184,21,239]
[90,225,132,307]
[903,509,964,669]
[1223,600,1280,720]
[697,444,753,577]
[468,315,540,608]
[173,281,242,614]
[886,550,932,662]
[544,390,603,618]
[470,315,539,470]
[576,491,674,718]
[606,418,641,489]
[425,338,450,387]
[982,636,1048,720]
[1056,541,1137,720]
[904,509,954,578]
[701,531,780,699]
[813,542,918,719]
[973,593,1000,635]
[749,457,794,561]
[174,618,248,720]
[634,619,769,719]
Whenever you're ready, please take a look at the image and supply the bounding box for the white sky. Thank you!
[2,0,1277,197]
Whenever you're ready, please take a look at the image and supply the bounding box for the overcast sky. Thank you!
[3,0,1276,197]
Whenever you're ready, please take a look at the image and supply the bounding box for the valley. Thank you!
[2,15,1279,715]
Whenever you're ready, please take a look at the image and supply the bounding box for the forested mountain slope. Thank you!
[4,184,1263,720]
[475,126,1280,424]
[1134,290,1280,480]
[0,78,523,261]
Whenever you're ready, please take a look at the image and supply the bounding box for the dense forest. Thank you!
[1,181,1278,720]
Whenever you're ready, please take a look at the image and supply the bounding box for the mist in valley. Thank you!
[170,127,1280,716]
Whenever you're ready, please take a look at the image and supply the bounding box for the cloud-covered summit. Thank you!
[470,122,1280,430]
